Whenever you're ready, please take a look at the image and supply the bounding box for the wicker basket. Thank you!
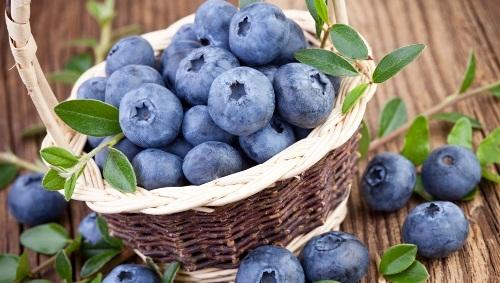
[6,1,376,281]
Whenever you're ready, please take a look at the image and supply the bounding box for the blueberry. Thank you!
[239,116,296,163]
[171,23,198,42]
[78,212,104,246]
[102,264,160,283]
[361,153,416,212]
[236,245,305,283]
[402,201,469,258]
[293,126,311,140]
[272,19,308,65]
[183,141,243,185]
[175,46,239,105]
[421,145,481,201]
[7,173,67,225]
[254,65,277,83]
[208,67,275,136]
[132,149,184,190]
[274,63,335,128]
[87,136,105,149]
[95,138,142,169]
[229,2,290,65]
[195,0,237,48]
[160,40,202,89]
[77,77,106,101]
[105,36,155,75]
[328,75,342,95]
[105,65,165,108]
[164,136,193,159]
[300,231,369,283]
[119,84,183,148]
[183,105,234,146]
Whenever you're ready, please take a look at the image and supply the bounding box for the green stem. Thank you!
[93,0,115,63]
[0,152,46,173]
[30,238,81,275]
[320,28,330,49]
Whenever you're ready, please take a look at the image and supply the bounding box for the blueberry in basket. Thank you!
[133,148,184,190]
[95,137,142,169]
[77,76,106,101]
[160,39,202,89]
[194,0,237,48]
[105,35,156,75]
[182,105,234,146]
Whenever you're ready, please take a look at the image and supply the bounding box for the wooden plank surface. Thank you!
[0,0,499,282]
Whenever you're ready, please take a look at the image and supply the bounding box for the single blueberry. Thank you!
[208,67,275,136]
[164,136,193,159]
[160,40,202,89]
[229,2,290,65]
[132,149,184,190]
[119,84,183,148]
[300,231,369,283]
[77,77,106,101]
[175,46,240,105]
[7,173,67,225]
[195,0,237,48]
[94,138,142,169]
[236,245,305,283]
[272,19,308,65]
[171,23,198,42]
[239,116,296,163]
[105,36,155,75]
[102,264,160,283]
[183,105,234,146]
[87,136,105,150]
[254,65,278,83]
[361,153,416,212]
[402,201,469,258]
[421,145,482,201]
[78,212,104,246]
[293,126,312,140]
[328,75,342,95]
[274,63,335,129]
[183,141,243,185]
[105,64,165,108]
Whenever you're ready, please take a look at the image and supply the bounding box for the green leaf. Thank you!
[379,244,418,275]
[378,97,407,137]
[103,148,137,193]
[476,128,500,166]
[239,0,261,8]
[462,187,479,201]
[490,83,500,98]
[69,38,98,48]
[80,249,121,278]
[90,274,103,283]
[96,216,122,249]
[15,251,30,281]
[306,0,325,38]
[413,175,434,201]
[42,169,66,191]
[162,261,181,283]
[481,166,500,183]
[22,123,47,140]
[458,51,476,94]
[330,24,368,59]
[40,147,79,168]
[0,254,19,283]
[64,53,93,73]
[48,70,82,84]
[372,44,426,83]
[56,250,72,283]
[431,112,482,129]
[0,163,17,190]
[401,116,430,166]
[447,117,473,149]
[54,100,121,137]
[342,83,369,114]
[385,260,429,283]
[359,120,371,159]
[86,0,115,26]
[313,0,329,24]
[20,223,70,255]
[295,49,359,77]
[64,171,79,201]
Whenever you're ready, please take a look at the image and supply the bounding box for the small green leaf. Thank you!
[378,97,407,137]
[305,0,325,38]
[15,251,30,281]
[90,274,103,283]
[54,100,121,137]
[401,116,430,166]
[239,0,261,8]
[80,250,121,278]
[20,223,70,255]
[462,187,479,201]
[96,216,122,249]
[379,244,418,275]
[447,117,473,149]
[295,49,359,77]
[413,175,434,201]
[42,169,66,191]
[40,147,79,168]
[103,148,137,193]
[86,0,115,26]
[69,38,98,48]
[481,167,500,184]
[476,128,500,166]
[330,24,368,59]
[162,261,181,283]
[385,260,429,283]
[64,53,93,73]
[431,112,482,129]
[372,44,426,83]
[0,163,18,190]
[56,250,72,283]
[0,254,19,283]
[48,70,82,84]
[342,83,369,114]
[313,0,329,24]
[490,83,500,98]
[64,171,80,201]
[458,51,476,94]
[359,120,371,159]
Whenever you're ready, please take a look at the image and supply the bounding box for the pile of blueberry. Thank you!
[79,0,340,189]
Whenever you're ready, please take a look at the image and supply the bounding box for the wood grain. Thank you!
[0,0,498,282]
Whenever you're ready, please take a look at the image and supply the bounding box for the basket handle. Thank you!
[5,0,71,149]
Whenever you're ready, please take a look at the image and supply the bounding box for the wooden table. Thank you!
[1,0,499,282]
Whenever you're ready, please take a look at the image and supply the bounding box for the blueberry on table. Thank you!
[229,2,290,65]
[236,245,305,283]
[175,46,239,105]
[95,138,142,170]
[194,0,237,49]
[164,136,193,159]
[272,18,308,65]
[208,67,275,136]
[8,173,67,226]
[105,36,156,75]
[78,212,104,246]
[300,231,369,283]
[119,83,183,148]
[361,153,416,212]
[160,40,202,90]
[132,149,184,190]
[182,105,234,146]
[274,63,336,129]
[182,141,243,185]
[77,77,106,101]
[239,115,296,164]
[421,145,481,201]
[102,264,160,283]
[402,201,469,258]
